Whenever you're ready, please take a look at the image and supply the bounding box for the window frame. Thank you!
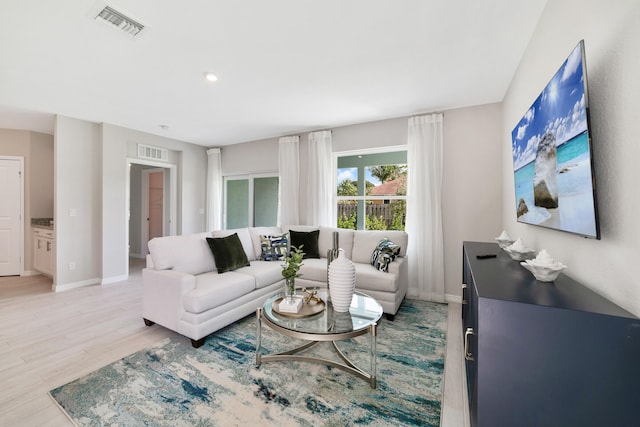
[223,172,279,229]
[333,146,408,230]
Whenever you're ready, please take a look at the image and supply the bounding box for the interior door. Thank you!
[0,158,22,276]
[148,170,164,240]
[142,169,165,255]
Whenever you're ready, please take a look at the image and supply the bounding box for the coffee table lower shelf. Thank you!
[255,306,378,388]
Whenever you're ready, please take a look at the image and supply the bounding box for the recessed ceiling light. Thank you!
[204,72,218,82]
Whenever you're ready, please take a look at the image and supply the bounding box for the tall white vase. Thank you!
[328,249,355,312]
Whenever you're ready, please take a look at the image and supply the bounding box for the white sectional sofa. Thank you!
[142,226,408,347]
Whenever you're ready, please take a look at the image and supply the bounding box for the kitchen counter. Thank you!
[32,218,54,230]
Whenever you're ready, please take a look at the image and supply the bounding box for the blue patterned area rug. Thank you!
[50,299,447,426]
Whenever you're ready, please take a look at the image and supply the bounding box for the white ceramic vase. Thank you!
[328,249,355,312]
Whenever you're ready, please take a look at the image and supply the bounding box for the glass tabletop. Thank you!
[262,288,383,335]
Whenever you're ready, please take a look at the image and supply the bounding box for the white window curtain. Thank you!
[306,130,333,226]
[278,136,300,226]
[206,148,223,231]
[406,114,445,302]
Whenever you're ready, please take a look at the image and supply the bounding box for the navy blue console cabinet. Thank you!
[462,241,640,427]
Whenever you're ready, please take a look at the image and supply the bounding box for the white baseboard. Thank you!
[53,278,100,292]
[102,275,128,285]
[21,269,39,276]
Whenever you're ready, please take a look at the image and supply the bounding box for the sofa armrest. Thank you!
[142,268,196,332]
[388,256,409,297]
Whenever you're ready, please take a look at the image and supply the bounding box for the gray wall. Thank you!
[220,105,504,299]
[0,128,54,273]
[502,0,640,316]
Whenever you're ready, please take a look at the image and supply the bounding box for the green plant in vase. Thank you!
[281,245,305,301]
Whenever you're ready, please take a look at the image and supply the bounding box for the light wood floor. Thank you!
[0,260,467,426]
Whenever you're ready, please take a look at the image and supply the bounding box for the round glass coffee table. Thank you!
[256,289,383,388]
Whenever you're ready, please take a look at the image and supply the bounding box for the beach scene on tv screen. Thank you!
[511,43,597,237]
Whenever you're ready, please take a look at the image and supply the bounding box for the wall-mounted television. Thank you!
[511,40,600,239]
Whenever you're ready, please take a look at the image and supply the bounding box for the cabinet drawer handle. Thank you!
[46,241,51,252]
[464,327,475,361]
[462,283,467,305]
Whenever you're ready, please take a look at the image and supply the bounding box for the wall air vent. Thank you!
[94,5,145,37]
[138,144,168,162]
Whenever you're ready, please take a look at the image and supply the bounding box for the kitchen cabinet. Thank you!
[33,227,54,276]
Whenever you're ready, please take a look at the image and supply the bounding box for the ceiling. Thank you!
[0,0,548,147]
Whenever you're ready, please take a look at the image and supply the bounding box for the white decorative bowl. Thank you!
[504,247,537,261]
[520,260,567,282]
[495,238,514,249]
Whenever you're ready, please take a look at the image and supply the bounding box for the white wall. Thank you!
[101,123,208,282]
[502,0,640,316]
[221,138,279,176]
[54,116,102,288]
[54,117,208,288]
[129,164,144,257]
[443,103,503,298]
[29,131,54,218]
[220,107,503,297]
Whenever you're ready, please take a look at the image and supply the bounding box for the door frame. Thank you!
[0,156,24,276]
[126,159,176,272]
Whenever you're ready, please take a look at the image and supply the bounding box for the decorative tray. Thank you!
[272,297,326,318]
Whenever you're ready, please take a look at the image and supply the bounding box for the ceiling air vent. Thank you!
[138,144,168,162]
[94,5,145,37]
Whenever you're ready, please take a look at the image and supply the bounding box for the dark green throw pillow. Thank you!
[289,229,320,259]
[206,233,250,273]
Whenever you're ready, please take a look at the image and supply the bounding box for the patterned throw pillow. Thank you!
[370,238,401,273]
[260,234,288,261]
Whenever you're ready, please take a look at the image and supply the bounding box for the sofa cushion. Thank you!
[212,228,255,261]
[319,226,354,260]
[236,261,284,289]
[148,232,215,275]
[259,233,288,261]
[184,271,255,313]
[289,229,320,259]
[352,230,408,264]
[249,226,282,259]
[298,257,329,283]
[206,234,251,273]
[354,262,401,293]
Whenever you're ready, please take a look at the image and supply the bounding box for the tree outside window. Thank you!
[336,151,407,231]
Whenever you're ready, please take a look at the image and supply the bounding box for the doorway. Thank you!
[0,157,23,276]
[143,168,165,250]
[126,160,176,266]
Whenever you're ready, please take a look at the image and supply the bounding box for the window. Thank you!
[335,149,407,230]
[224,174,279,228]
